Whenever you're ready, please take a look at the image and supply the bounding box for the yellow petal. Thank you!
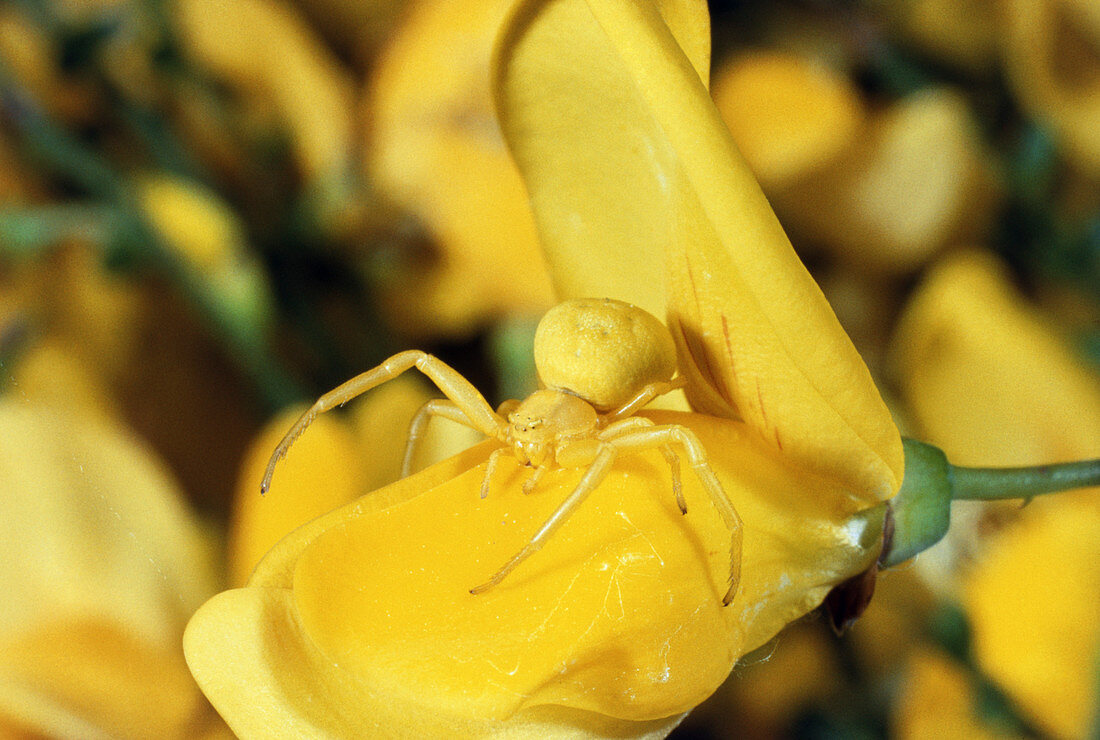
[0,399,220,736]
[186,413,884,735]
[894,650,1021,740]
[495,0,903,499]
[712,50,865,189]
[891,249,1100,468]
[494,0,710,319]
[176,0,355,182]
[769,88,998,274]
[366,0,556,337]
[1003,0,1100,175]
[963,501,1100,739]
[228,405,365,587]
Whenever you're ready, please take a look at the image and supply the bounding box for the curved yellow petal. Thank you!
[494,0,710,319]
[0,399,220,737]
[186,413,884,735]
[891,249,1100,468]
[175,0,355,183]
[366,0,556,337]
[963,501,1100,739]
[495,0,903,499]
[228,406,365,587]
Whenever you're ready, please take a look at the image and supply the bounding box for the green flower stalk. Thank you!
[884,438,1100,567]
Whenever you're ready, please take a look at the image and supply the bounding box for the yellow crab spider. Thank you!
[261,298,743,606]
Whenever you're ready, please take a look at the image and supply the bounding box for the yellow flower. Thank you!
[891,248,1100,737]
[185,0,902,736]
[1003,0,1100,175]
[0,397,227,738]
[366,0,556,337]
[713,56,998,275]
[963,501,1100,739]
[894,650,1024,740]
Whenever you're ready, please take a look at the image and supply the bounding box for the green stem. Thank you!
[951,458,1100,501]
[0,64,303,413]
[884,440,1100,567]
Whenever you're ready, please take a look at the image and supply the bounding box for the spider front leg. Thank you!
[470,443,618,595]
[261,350,506,493]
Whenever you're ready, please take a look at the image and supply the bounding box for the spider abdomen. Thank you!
[533,298,678,410]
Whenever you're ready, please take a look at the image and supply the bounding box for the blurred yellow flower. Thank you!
[366,0,555,337]
[136,172,274,340]
[891,248,1100,736]
[1003,0,1100,175]
[711,50,865,190]
[174,0,358,231]
[0,398,227,738]
[894,650,1023,740]
[713,54,998,275]
[963,500,1100,739]
[892,249,1100,470]
[186,0,902,736]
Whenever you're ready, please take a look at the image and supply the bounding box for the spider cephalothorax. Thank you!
[262,297,743,605]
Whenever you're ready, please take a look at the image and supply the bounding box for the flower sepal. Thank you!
[881,438,953,568]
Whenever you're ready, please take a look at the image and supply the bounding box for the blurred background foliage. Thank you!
[0,0,1097,738]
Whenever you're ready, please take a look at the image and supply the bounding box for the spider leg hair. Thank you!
[403,399,488,477]
[261,350,504,494]
[470,444,618,595]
